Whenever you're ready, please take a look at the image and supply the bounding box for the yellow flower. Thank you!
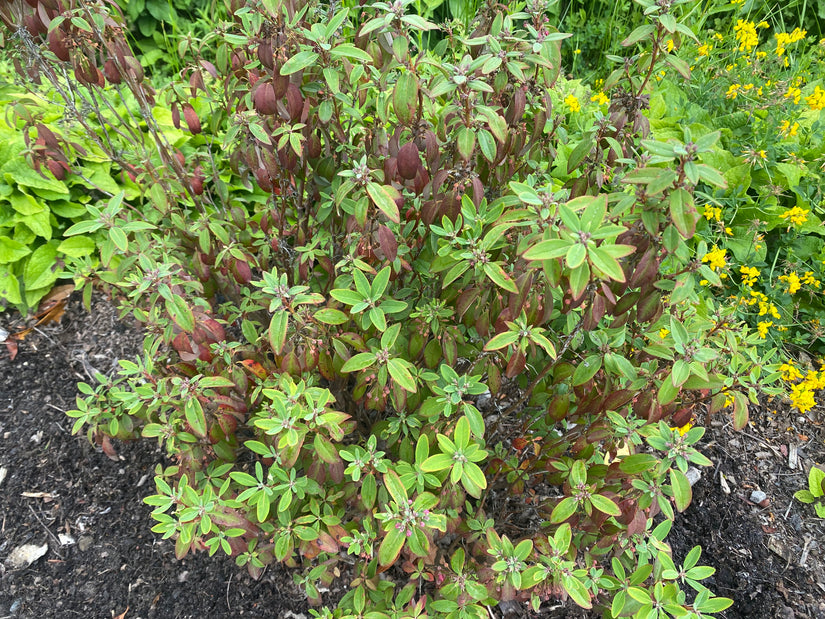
[697,43,713,57]
[704,205,723,221]
[805,85,825,111]
[778,206,809,226]
[757,21,770,29]
[790,382,816,413]
[801,271,821,288]
[779,120,799,138]
[590,91,609,106]
[784,86,802,104]
[740,265,759,286]
[574,48,581,55]
[702,246,727,271]
[779,271,802,294]
[724,392,735,408]
[757,321,773,338]
[564,94,581,112]
[734,20,759,52]
[726,84,741,99]
[659,328,670,339]
[674,422,693,436]
[780,362,803,381]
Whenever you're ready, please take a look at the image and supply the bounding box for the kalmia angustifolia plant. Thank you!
[2,0,775,615]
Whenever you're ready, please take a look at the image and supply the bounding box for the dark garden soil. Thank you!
[1,292,824,619]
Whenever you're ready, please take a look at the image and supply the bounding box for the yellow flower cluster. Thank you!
[806,86,825,111]
[744,290,781,319]
[788,369,825,413]
[704,205,723,221]
[779,272,801,294]
[726,84,741,99]
[702,246,727,271]
[697,43,713,57]
[740,265,759,286]
[779,120,799,138]
[801,272,821,288]
[775,28,806,56]
[590,91,609,106]
[780,271,822,294]
[757,320,773,338]
[780,362,803,381]
[564,94,580,112]
[779,206,809,226]
[734,19,760,52]
[784,85,802,104]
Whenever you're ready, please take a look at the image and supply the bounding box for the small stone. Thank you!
[78,535,94,552]
[5,542,48,569]
[749,489,767,505]
[686,467,701,486]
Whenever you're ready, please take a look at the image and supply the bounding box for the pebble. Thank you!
[686,467,701,486]
[749,490,767,505]
[78,535,94,552]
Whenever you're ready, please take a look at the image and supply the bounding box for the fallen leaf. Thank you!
[113,607,129,619]
[5,542,49,568]
[5,339,18,360]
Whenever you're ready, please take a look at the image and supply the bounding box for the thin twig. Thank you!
[26,504,64,559]
[226,572,232,611]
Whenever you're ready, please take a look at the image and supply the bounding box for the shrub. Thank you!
[1,0,779,615]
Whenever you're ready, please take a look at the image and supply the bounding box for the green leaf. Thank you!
[670,468,692,512]
[561,574,592,609]
[330,44,373,62]
[199,376,236,388]
[329,288,364,305]
[371,266,391,298]
[166,294,195,332]
[383,470,408,505]
[569,262,590,299]
[732,391,748,431]
[366,182,400,223]
[387,358,417,392]
[63,219,104,236]
[477,129,496,163]
[23,243,58,290]
[109,226,128,252]
[620,454,658,474]
[565,243,587,269]
[462,462,487,494]
[378,525,406,566]
[550,497,578,523]
[57,236,95,257]
[421,453,453,472]
[280,50,320,75]
[341,352,376,372]
[572,355,601,386]
[589,247,625,282]
[669,188,698,239]
[589,494,621,516]
[484,330,519,351]
[314,308,349,325]
[269,311,289,355]
[483,262,518,293]
[0,236,32,264]
[456,127,475,160]
[184,397,207,438]
[523,238,572,261]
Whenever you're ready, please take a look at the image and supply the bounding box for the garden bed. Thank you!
[1,294,823,618]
